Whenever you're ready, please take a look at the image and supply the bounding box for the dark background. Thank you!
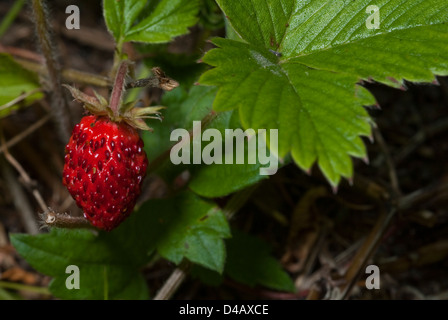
[1,0,448,300]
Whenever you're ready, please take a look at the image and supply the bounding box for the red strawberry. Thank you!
[62,61,164,231]
[63,115,148,231]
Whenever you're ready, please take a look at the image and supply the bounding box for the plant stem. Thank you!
[336,207,396,300]
[0,281,51,296]
[109,60,129,118]
[110,38,125,79]
[125,67,179,91]
[0,114,51,155]
[124,65,150,103]
[31,0,72,143]
[0,131,48,213]
[62,69,111,88]
[13,57,112,87]
[0,88,43,111]
[153,261,190,300]
[1,160,39,235]
[0,0,26,38]
[9,54,178,91]
[41,210,95,230]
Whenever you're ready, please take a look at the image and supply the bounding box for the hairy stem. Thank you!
[7,53,177,91]
[109,60,129,118]
[125,67,179,91]
[31,0,72,143]
[41,210,95,230]
[109,37,126,79]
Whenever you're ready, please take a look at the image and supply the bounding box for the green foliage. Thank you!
[141,44,207,87]
[142,85,218,162]
[198,0,225,30]
[192,229,295,292]
[10,193,229,299]
[142,85,268,197]
[138,192,231,272]
[199,0,448,186]
[9,0,448,300]
[188,156,266,198]
[10,228,150,300]
[103,0,200,45]
[225,229,295,292]
[0,54,43,118]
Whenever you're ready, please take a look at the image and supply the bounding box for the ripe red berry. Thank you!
[61,61,166,231]
[63,115,148,231]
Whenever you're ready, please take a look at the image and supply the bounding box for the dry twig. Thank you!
[0,114,51,155]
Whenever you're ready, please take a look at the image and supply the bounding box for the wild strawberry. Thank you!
[63,116,148,231]
[62,61,165,231]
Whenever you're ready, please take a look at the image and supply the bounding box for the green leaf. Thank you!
[10,228,150,300]
[10,191,229,298]
[103,0,147,44]
[225,229,295,292]
[126,0,200,43]
[200,0,448,186]
[142,85,213,185]
[137,192,231,273]
[192,229,295,292]
[188,156,267,198]
[143,85,217,162]
[200,39,373,186]
[103,0,200,45]
[190,264,223,286]
[0,54,43,118]
[188,109,270,198]
[143,85,268,197]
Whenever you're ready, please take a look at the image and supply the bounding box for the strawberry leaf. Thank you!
[10,228,150,300]
[103,0,200,45]
[200,0,448,186]
[187,109,272,198]
[225,229,294,292]
[143,85,217,163]
[192,229,295,292]
[0,54,43,118]
[10,191,229,298]
[102,0,146,45]
[200,39,374,186]
[142,85,268,197]
[137,192,231,273]
[188,153,267,198]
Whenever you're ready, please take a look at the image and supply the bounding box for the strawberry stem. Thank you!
[41,210,96,230]
[109,60,129,118]
[125,67,179,91]
[31,0,72,143]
